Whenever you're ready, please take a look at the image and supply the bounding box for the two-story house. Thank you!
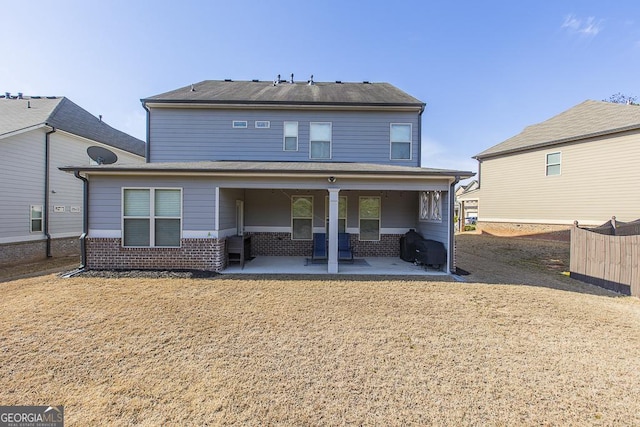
[473,100,640,236]
[62,79,473,274]
[0,94,145,266]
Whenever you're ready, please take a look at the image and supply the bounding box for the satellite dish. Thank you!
[87,146,118,165]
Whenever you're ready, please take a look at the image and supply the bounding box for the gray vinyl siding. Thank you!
[416,191,449,244]
[149,109,420,166]
[0,130,46,241]
[89,176,215,232]
[244,189,418,230]
[479,130,640,225]
[219,188,245,230]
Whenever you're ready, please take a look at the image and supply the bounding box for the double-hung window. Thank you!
[284,121,298,151]
[123,188,182,247]
[310,122,331,159]
[546,152,561,176]
[359,197,380,241]
[390,123,412,160]
[291,196,313,240]
[30,205,43,232]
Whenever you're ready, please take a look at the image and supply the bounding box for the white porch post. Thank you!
[327,188,340,273]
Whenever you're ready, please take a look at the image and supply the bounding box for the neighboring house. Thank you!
[0,94,145,265]
[473,100,640,235]
[62,78,473,274]
[454,180,479,230]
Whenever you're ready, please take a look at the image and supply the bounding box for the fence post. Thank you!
[612,216,617,236]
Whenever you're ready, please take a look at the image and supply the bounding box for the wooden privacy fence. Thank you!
[570,220,640,297]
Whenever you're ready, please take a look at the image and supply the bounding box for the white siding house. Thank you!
[474,100,640,235]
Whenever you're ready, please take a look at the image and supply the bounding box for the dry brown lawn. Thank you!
[1,235,640,426]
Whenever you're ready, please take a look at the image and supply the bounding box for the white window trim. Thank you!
[232,120,248,128]
[255,120,270,129]
[390,123,412,161]
[30,205,43,233]
[291,195,314,241]
[121,187,183,248]
[283,121,299,151]
[359,196,381,241]
[309,122,332,160]
[546,151,562,176]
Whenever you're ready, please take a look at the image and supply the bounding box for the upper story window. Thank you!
[284,121,298,151]
[546,152,561,176]
[30,205,43,233]
[390,123,412,160]
[232,120,248,128]
[310,122,332,159]
[123,188,182,247]
[255,121,270,129]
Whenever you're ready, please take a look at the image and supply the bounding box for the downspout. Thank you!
[44,127,56,257]
[449,175,461,273]
[142,102,151,163]
[74,170,89,269]
[418,104,425,166]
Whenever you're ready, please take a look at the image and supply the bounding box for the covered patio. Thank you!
[222,255,450,276]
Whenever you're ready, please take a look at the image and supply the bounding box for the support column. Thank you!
[327,188,340,273]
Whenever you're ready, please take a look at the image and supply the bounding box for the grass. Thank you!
[1,235,639,425]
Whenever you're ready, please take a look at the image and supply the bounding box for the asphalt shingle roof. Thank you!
[0,96,145,157]
[143,80,425,108]
[476,100,640,158]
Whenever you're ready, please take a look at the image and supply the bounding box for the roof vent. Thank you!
[252,79,259,82]
[224,79,233,82]
[5,92,10,99]
[27,101,31,109]
[335,80,342,84]
[308,75,314,85]
[99,115,103,122]
[18,92,23,99]
[363,81,370,84]
[190,84,195,92]
[290,73,294,84]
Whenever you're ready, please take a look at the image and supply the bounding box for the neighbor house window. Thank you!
[359,197,380,241]
[420,191,442,222]
[546,152,561,176]
[292,196,313,240]
[325,196,347,233]
[390,123,412,160]
[30,205,43,232]
[255,120,270,129]
[310,122,331,159]
[284,121,298,151]
[123,188,182,247]
[232,120,248,128]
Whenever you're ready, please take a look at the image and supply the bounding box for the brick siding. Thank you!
[86,238,226,271]
[0,237,80,267]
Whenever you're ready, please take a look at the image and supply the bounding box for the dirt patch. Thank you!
[1,235,639,425]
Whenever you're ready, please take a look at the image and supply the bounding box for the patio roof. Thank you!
[60,160,474,179]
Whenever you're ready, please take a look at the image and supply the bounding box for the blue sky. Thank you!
[2,1,639,175]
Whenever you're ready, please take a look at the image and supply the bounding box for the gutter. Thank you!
[142,102,151,162]
[449,175,461,274]
[73,170,89,269]
[44,127,56,257]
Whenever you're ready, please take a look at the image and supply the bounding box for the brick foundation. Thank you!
[249,232,401,258]
[0,237,80,267]
[86,238,226,271]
